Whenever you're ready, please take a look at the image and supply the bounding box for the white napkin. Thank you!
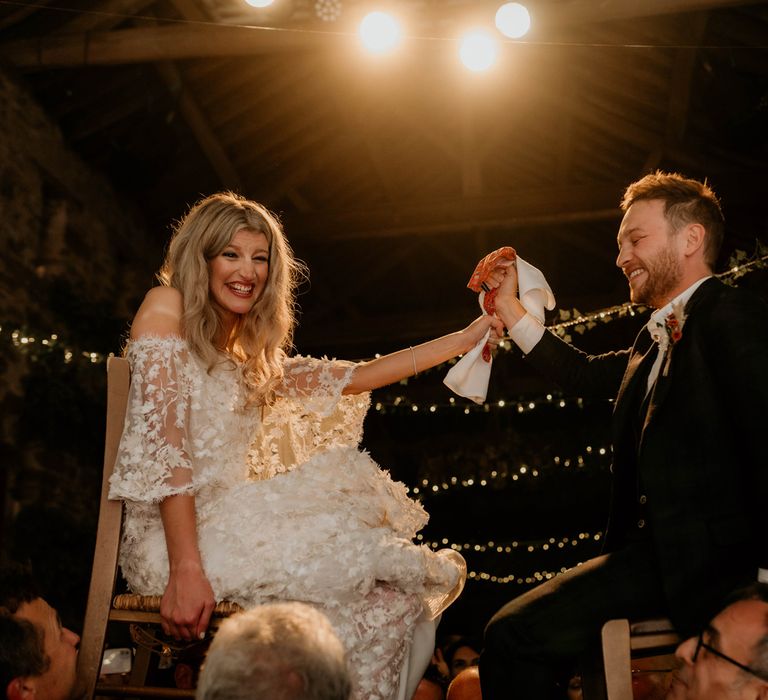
[443,256,556,404]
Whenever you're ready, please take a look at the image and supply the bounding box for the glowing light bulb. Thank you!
[359,11,402,54]
[495,3,531,38]
[245,0,274,7]
[459,29,498,72]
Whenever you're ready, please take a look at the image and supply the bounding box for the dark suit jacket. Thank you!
[523,278,768,633]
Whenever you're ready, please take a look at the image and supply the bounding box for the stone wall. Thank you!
[0,68,153,625]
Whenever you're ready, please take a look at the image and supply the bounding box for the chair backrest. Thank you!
[76,356,131,698]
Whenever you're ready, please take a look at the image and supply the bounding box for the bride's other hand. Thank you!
[485,324,504,351]
[457,315,504,354]
[160,561,216,641]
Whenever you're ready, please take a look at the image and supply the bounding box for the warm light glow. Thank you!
[495,2,531,39]
[244,0,274,7]
[459,29,499,72]
[359,11,402,54]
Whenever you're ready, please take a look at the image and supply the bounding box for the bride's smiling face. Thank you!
[208,228,270,321]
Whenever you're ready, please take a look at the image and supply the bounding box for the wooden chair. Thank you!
[77,357,242,699]
[590,617,680,700]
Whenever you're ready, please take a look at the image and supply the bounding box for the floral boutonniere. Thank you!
[660,300,687,375]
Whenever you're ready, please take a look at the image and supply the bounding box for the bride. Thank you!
[108,192,501,700]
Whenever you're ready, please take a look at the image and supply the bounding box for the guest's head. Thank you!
[412,677,445,700]
[667,583,768,700]
[444,638,481,679]
[616,171,724,308]
[565,673,583,700]
[196,602,351,700]
[0,564,80,700]
[446,667,482,700]
[158,192,305,404]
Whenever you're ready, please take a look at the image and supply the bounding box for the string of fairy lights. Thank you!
[416,531,604,585]
[418,531,603,553]
[405,442,611,499]
[373,390,601,413]
[3,251,764,370]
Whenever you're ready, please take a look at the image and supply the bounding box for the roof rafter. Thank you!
[149,2,243,191]
[285,184,625,240]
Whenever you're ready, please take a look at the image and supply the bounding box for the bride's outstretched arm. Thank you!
[343,315,503,395]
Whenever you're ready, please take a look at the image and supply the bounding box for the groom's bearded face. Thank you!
[617,199,684,309]
[631,239,683,308]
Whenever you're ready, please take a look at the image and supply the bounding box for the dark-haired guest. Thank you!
[0,564,80,700]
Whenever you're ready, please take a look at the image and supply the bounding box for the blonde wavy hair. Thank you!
[158,192,304,405]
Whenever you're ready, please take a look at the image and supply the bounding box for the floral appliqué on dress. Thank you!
[108,335,466,700]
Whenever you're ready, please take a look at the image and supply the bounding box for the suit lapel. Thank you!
[639,278,720,440]
[642,358,671,438]
[613,329,656,433]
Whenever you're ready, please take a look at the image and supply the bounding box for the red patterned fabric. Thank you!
[466,247,516,361]
[467,246,517,293]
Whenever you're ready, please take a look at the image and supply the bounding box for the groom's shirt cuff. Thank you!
[507,312,545,355]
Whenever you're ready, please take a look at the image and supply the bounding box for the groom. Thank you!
[479,172,768,699]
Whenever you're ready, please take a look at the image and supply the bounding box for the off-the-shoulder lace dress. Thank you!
[109,336,465,700]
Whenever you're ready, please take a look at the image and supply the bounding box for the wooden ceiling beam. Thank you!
[199,61,312,128]
[141,3,244,192]
[156,61,243,190]
[167,0,209,22]
[0,0,51,31]
[56,0,155,34]
[2,1,757,69]
[284,184,624,240]
[0,24,331,67]
[254,128,348,208]
[499,0,756,27]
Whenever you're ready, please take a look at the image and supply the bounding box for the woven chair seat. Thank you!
[629,617,675,635]
[112,594,243,616]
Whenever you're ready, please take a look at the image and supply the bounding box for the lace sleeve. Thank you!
[277,355,363,414]
[109,335,202,503]
[249,355,370,479]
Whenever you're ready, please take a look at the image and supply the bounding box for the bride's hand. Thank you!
[457,315,504,354]
[160,560,216,641]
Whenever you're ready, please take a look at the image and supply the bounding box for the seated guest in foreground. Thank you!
[446,667,482,700]
[477,172,768,699]
[0,564,81,700]
[667,583,768,700]
[196,602,350,700]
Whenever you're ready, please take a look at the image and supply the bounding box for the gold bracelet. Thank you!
[409,346,418,377]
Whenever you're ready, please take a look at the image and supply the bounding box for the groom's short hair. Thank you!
[621,171,725,268]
